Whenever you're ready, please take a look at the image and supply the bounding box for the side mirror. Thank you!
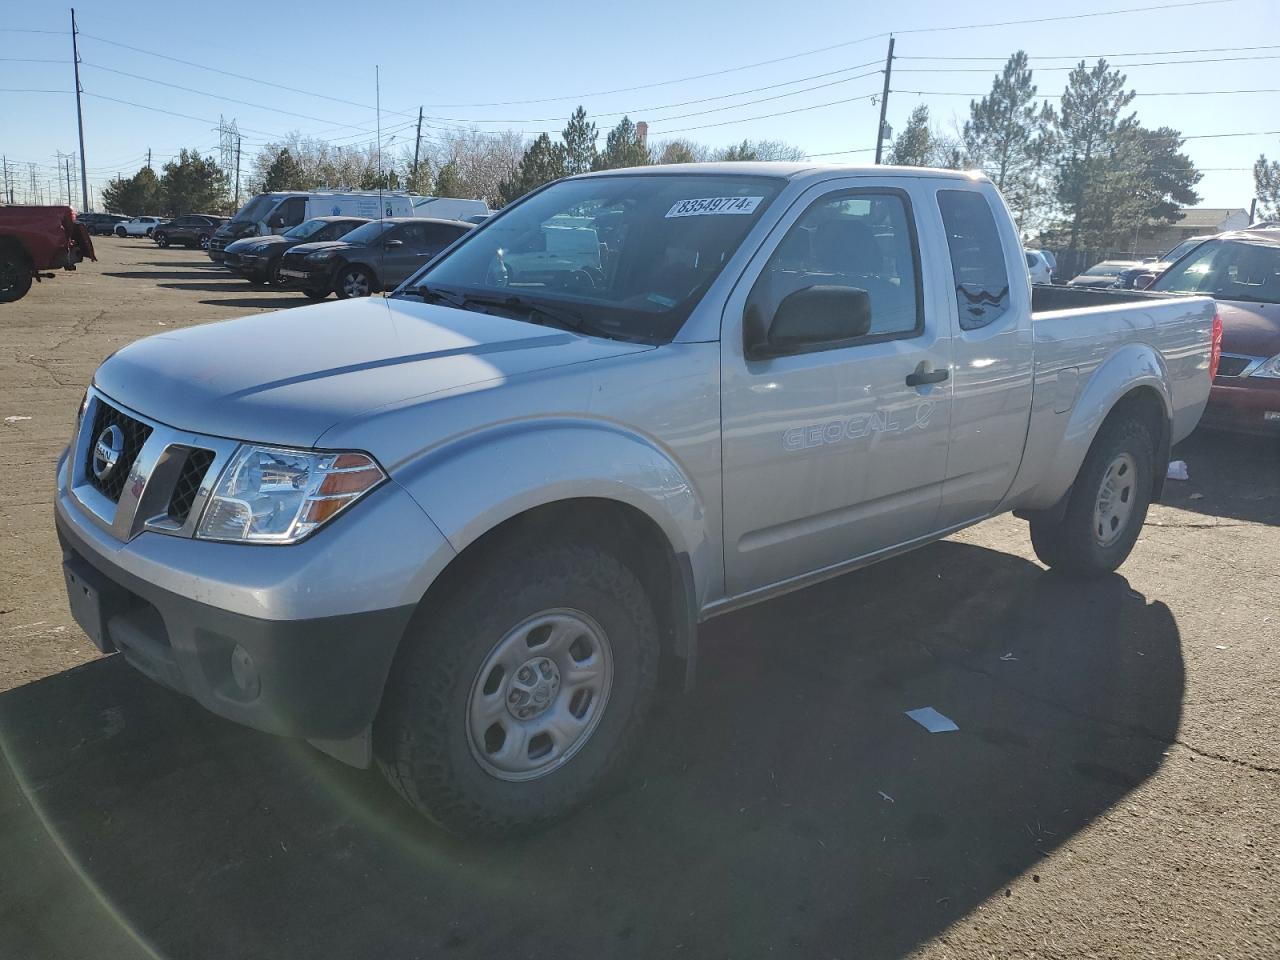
[1133,273,1157,290]
[744,285,873,360]
[383,238,404,248]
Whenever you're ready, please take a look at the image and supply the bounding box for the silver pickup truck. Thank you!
[55,163,1219,835]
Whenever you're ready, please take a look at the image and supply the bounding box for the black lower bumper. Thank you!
[56,511,414,742]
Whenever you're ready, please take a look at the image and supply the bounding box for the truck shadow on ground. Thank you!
[1167,428,1280,526]
[0,540,1183,960]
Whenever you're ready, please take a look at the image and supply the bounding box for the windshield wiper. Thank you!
[413,286,637,342]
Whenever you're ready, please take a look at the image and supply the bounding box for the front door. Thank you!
[721,183,954,596]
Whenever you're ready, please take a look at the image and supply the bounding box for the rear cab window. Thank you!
[937,189,1011,330]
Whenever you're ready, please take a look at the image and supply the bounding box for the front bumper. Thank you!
[1200,378,1280,435]
[55,434,456,742]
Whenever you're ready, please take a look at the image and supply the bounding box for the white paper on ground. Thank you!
[905,707,959,733]
[1166,460,1189,481]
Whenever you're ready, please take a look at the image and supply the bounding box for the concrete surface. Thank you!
[1,240,1277,959]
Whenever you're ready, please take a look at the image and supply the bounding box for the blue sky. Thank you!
[2,0,1277,211]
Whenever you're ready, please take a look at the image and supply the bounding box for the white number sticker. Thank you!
[664,196,764,218]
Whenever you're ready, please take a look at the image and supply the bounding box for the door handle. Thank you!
[906,364,949,387]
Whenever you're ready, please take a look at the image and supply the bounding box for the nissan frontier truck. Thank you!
[55,163,1219,836]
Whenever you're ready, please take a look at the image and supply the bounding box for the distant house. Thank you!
[1141,207,1251,255]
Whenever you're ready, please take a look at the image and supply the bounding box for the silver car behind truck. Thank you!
[55,163,1218,835]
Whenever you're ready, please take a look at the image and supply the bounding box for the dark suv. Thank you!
[222,216,369,285]
[278,217,472,299]
[79,213,131,236]
[154,215,228,250]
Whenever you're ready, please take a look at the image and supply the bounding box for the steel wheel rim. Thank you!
[1093,452,1137,547]
[342,271,369,297]
[465,608,614,782]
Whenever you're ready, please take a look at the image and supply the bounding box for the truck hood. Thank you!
[1217,299,1280,358]
[93,297,653,447]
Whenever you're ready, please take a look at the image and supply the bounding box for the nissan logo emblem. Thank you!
[92,424,125,481]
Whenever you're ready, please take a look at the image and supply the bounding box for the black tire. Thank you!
[266,258,286,287]
[334,264,375,299]
[303,286,329,300]
[145,227,154,237]
[155,232,169,248]
[0,249,34,303]
[1030,414,1155,576]
[375,542,660,836]
[114,226,127,238]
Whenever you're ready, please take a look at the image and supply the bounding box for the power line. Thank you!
[648,91,882,136]
[896,88,1280,97]
[0,57,71,63]
[896,54,1280,73]
[896,44,1280,61]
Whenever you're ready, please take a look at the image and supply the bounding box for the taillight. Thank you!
[1209,311,1223,381]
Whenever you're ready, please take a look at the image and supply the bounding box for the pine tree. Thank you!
[592,117,651,171]
[1255,155,1280,220]
[499,133,567,204]
[887,106,934,167]
[963,51,1054,231]
[561,107,598,176]
[1050,59,1137,252]
[262,149,306,191]
[717,140,758,162]
[160,149,230,215]
[1101,126,1201,251]
[101,165,164,214]
[434,159,465,197]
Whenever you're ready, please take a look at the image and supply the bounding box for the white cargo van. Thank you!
[409,196,490,221]
[210,192,417,260]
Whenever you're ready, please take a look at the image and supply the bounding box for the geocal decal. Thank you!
[782,402,936,451]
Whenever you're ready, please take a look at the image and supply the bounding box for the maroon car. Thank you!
[1151,230,1280,435]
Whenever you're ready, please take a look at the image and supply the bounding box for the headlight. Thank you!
[196,445,385,544]
[306,249,339,261]
[1249,354,1280,378]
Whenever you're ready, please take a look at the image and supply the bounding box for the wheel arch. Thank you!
[1021,345,1173,512]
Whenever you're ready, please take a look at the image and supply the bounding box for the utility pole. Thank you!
[65,155,74,208]
[234,135,242,206]
[874,36,895,165]
[2,156,8,205]
[412,106,423,186]
[146,148,152,170]
[1249,197,1258,225]
[30,164,37,205]
[71,9,90,210]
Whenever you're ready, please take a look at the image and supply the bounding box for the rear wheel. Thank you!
[1030,414,1155,576]
[198,234,211,250]
[114,226,127,238]
[375,542,660,836]
[0,247,34,303]
[335,264,375,299]
[154,232,169,248]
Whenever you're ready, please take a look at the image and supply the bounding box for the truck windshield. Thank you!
[398,174,784,344]
[229,194,275,224]
[1153,238,1280,304]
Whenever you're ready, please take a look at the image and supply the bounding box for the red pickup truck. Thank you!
[0,205,96,303]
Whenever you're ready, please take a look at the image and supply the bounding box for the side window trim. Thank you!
[745,186,926,356]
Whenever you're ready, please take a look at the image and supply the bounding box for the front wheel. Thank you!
[199,234,211,250]
[114,227,127,238]
[155,232,169,248]
[375,542,660,836]
[335,265,374,299]
[1030,414,1155,576]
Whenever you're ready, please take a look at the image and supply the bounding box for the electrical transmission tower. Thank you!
[218,116,241,175]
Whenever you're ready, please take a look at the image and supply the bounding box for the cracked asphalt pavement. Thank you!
[2,241,1277,959]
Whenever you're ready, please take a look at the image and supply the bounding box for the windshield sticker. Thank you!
[665,196,763,218]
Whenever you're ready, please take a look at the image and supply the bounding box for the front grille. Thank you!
[209,235,228,252]
[166,448,215,524]
[84,400,152,502]
[1216,355,1255,379]
[222,251,242,267]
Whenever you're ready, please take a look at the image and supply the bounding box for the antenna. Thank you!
[376,65,383,222]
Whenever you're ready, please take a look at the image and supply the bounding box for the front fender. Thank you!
[392,418,715,607]
[1027,343,1172,509]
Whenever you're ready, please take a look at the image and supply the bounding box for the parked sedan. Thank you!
[1151,231,1280,434]
[154,215,228,250]
[277,217,472,299]
[222,216,369,285]
[78,213,131,236]
[1068,259,1144,288]
[114,216,167,238]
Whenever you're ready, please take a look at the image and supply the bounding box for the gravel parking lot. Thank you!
[2,239,1278,959]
